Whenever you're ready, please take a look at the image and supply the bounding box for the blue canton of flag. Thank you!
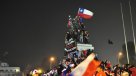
[79,8,84,13]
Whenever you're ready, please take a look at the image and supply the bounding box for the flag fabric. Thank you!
[108,40,113,45]
[96,71,106,76]
[69,53,101,76]
[129,67,136,76]
[78,8,94,19]
[95,67,106,76]
[68,19,72,28]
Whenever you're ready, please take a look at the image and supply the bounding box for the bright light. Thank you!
[16,69,20,72]
[38,69,42,73]
[119,52,123,56]
[50,57,55,62]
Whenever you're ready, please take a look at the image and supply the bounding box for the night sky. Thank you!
[0,0,136,70]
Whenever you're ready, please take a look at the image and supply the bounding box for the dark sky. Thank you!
[0,0,136,70]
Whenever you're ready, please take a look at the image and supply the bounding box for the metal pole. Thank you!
[50,61,52,70]
[118,55,120,65]
[120,3,129,64]
[129,0,136,55]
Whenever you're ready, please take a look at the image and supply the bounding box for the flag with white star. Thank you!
[78,8,94,19]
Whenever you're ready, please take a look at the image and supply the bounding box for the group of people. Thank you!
[95,60,136,76]
[65,15,90,44]
[65,29,90,44]
[44,56,136,76]
[44,52,94,76]
[44,15,136,76]
[65,15,91,59]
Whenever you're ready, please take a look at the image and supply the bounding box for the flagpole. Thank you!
[129,0,136,55]
[120,3,129,64]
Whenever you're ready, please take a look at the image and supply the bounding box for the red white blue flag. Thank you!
[78,8,94,19]
[69,53,101,76]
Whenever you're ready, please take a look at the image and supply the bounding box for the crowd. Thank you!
[97,60,136,76]
[43,15,136,76]
[44,56,136,76]
[65,15,90,45]
[64,15,91,59]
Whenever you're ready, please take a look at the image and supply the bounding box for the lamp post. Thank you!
[50,57,55,70]
[118,52,123,65]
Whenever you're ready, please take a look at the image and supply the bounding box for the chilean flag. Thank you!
[69,53,101,76]
[78,8,94,19]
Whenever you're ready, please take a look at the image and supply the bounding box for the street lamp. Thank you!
[118,52,123,65]
[50,57,55,70]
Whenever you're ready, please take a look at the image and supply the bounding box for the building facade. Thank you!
[0,62,22,76]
